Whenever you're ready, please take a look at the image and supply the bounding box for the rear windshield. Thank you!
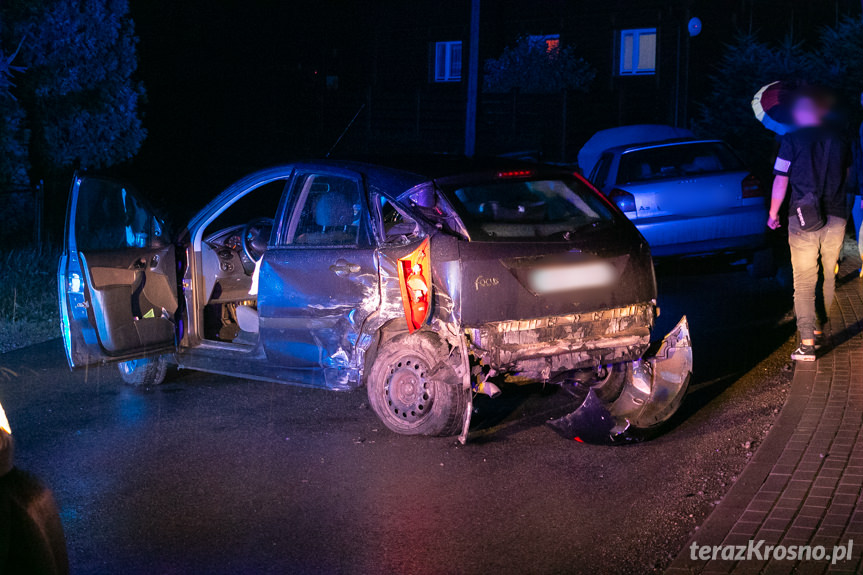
[617,142,743,184]
[439,178,615,240]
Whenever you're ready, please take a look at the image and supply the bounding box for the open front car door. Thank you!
[58,176,178,368]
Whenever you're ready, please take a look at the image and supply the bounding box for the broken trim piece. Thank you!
[548,315,692,444]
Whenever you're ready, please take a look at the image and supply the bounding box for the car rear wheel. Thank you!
[367,332,467,436]
[117,356,168,386]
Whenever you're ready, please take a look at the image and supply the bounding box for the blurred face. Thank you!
[792,96,824,127]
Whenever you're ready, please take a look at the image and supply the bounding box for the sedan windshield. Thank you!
[440,178,615,240]
[617,142,744,184]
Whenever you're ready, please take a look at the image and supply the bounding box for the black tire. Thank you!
[367,332,468,436]
[117,356,168,386]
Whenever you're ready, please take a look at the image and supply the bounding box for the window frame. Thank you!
[371,191,424,246]
[279,169,370,249]
[528,34,561,54]
[71,176,169,253]
[618,28,657,76]
[589,152,616,191]
[432,40,463,83]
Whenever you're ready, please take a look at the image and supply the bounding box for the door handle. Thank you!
[330,259,361,277]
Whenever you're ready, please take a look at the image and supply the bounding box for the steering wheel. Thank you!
[241,217,274,262]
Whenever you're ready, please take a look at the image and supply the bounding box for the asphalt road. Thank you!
[0,258,797,575]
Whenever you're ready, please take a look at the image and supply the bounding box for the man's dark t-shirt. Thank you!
[773,126,850,220]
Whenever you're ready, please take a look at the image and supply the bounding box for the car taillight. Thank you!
[608,188,637,213]
[741,174,763,198]
[397,238,431,333]
[496,170,534,179]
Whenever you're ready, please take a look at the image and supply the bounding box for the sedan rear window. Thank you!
[441,178,615,240]
[617,142,743,184]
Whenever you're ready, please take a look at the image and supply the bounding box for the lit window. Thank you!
[619,28,656,75]
[433,41,462,82]
[529,34,560,54]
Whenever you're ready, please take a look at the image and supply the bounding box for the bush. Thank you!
[0,192,36,246]
[695,17,863,172]
[0,246,59,353]
[693,34,813,174]
[0,0,146,190]
[483,36,595,94]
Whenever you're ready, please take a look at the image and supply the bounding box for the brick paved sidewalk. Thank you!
[667,266,863,575]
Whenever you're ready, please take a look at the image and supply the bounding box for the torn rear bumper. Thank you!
[467,303,655,379]
[548,315,692,444]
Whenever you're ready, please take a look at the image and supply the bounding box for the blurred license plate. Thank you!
[529,261,616,294]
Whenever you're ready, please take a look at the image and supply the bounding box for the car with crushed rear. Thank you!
[58,158,692,444]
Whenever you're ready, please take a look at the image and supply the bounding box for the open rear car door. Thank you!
[58,175,178,368]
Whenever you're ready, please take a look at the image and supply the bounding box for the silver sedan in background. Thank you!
[586,138,768,258]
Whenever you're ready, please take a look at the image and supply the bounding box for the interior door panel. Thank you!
[59,175,179,367]
[80,248,177,354]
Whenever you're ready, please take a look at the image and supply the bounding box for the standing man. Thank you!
[768,93,850,361]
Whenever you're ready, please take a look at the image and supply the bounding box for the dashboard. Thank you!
[202,225,255,303]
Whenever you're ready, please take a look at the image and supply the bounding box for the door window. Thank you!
[206,179,288,233]
[287,174,362,246]
[379,196,420,244]
[74,178,165,251]
[590,152,614,190]
[617,142,743,184]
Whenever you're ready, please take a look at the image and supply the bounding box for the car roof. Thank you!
[296,155,574,195]
[320,154,550,179]
[601,138,725,156]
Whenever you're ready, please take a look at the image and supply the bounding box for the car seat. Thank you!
[296,192,356,245]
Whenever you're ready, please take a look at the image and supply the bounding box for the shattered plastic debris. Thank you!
[548,316,692,444]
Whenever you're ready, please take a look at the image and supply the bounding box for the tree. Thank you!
[0,19,29,191]
[812,16,863,116]
[483,36,595,94]
[0,100,29,190]
[693,33,813,173]
[1,0,146,183]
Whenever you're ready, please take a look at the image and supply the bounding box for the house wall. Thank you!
[322,0,859,162]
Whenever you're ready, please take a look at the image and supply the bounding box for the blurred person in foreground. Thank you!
[768,91,851,362]
[0,400,68,575]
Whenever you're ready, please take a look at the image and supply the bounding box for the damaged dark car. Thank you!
[58,158,691,444]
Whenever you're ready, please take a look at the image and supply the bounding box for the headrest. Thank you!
[316,193,354,228]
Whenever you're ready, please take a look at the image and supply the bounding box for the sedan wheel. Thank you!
[117,356,168,386]
[385,355,434,423]
[368,332,467,436]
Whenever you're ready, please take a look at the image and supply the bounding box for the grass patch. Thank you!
[0,246,60,353]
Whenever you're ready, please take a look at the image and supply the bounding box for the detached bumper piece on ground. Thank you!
[548,316,692,444]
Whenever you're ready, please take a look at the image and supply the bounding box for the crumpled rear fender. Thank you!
[548,315,692,444]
